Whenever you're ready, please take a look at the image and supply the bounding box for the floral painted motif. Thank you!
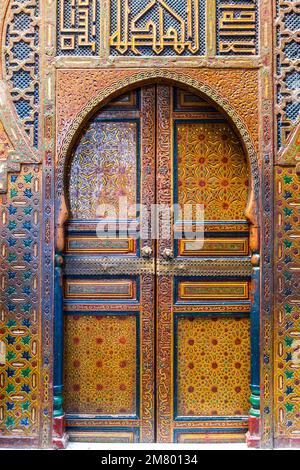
[4,0,40,148]
[64,315,137,416]
[176,316,251,417]
[177,122,249,220]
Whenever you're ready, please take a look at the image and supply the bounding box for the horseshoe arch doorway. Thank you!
[58,83,260,444]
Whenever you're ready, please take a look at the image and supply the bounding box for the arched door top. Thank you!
[56,70,259,209]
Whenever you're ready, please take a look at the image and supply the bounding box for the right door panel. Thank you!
[156,86,253,443]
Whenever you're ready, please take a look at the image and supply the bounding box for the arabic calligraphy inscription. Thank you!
[56,0,259,57]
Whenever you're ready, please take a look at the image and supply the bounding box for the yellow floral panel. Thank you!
[176,122,249,220]
[176,316,251,417]
[64,315,137,416]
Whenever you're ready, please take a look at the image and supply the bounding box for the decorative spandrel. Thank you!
[109,0,205,56]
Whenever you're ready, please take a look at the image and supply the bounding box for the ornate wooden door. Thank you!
[63,86,157,443]
[63,85,253,443]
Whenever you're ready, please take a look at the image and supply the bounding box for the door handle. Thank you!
[162,248,173,260]
[141,246,153,259]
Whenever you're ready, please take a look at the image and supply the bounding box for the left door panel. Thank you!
[63,87,156,443]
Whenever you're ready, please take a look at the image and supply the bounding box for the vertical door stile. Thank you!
[156,85,174,443]
[139,86,156,442]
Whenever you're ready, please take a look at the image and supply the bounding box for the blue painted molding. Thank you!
[250,259,261,417]
[53,253,65,418]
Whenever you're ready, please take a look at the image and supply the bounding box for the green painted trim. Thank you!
[53,395,64,418]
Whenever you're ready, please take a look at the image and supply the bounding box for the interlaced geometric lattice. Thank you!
[275,1,300,150]
[4,0,40,148]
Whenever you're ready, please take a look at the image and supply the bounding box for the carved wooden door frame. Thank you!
[53,74,261,446]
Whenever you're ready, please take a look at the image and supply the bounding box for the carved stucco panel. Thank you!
[56,68,259,157]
